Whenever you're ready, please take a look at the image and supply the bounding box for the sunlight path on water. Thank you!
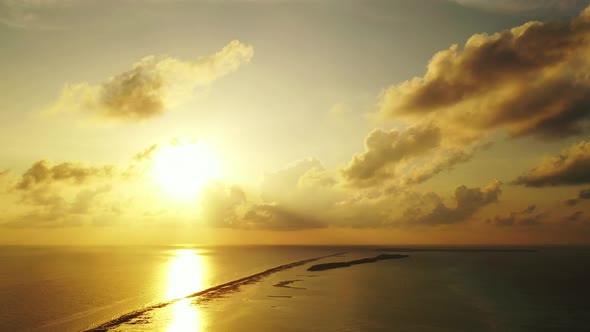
[165,249,207,331]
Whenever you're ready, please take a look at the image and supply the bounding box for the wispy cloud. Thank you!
[47,40,254,122]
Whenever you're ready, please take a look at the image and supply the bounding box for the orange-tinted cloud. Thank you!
[47,40,253,122]
[513,141,590,187]
[407,180,502,225]
[379,6,590,140]
[488,204,547,227]
[342,123,441,187]
[564,188,590,206]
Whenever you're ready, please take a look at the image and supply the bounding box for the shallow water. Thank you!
[1,246,589,331]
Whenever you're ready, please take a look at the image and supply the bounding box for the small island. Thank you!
[378,247,538,252]
[307,254,409,271]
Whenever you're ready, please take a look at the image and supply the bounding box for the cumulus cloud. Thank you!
[0,157,121,228]
[513,141,590,187]
[16,160,113,190]
[1,184,112,228]
[488,204,547,226]
[408,179,502,225]
[379,6,590,140]
[262,158,342,211]
[200,183,248,228]
[342,123,442,187]
[47,40,253,121]
[298,166,337,188]
[199,182,326,231]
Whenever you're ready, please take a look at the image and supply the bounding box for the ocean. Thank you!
[1,245,589,331]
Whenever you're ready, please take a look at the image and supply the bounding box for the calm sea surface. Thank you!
[1,245,589,331]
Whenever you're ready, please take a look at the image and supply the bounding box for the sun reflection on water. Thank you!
[167,299,201,332]
[165,249,208,332]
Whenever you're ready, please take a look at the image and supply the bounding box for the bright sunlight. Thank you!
[151,140,219,199]
[165,249,207,332]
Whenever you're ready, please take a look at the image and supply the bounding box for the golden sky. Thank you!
[1,0,590,245]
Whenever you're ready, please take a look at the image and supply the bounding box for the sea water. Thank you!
[1,246,589,331]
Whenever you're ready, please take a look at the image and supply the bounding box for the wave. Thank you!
[84,252,341,332]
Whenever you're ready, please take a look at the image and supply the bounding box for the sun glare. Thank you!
[151,141,219,199]
[165,249,207,332]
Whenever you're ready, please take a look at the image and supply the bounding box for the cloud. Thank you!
[47,40,253,122]
[513,141,590,187]
[200,183,248,228]
[0,211,83,228]
[298,166,337,188]
[16,160,113,190]
[199,182,326,231]
[379,6,590,140]
[559,210,590,226]
[564,188,590,206]
[408,179,502,225]
[488,204,547,226]
[0,158,117,228]
[242,203,326,231]
[342,123,442,187]
[400,148,474,186]
[69,185,111,214]
[0,184,111,228]
[261,158,341,211]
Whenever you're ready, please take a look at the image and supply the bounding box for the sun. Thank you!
[150,140,219,199]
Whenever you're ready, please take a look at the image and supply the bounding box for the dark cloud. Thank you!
[379,6,590,140]
[488,204,546,226]
[342,123,441,187]
[513,141,590,187]
[563,187,590,206]
[48,40,254,122]
[560,210,590,226]
[564,210,584,222]
[16,160,113,190]
[408,180,502,225]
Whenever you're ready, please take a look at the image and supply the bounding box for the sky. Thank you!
[1,0,590,245]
